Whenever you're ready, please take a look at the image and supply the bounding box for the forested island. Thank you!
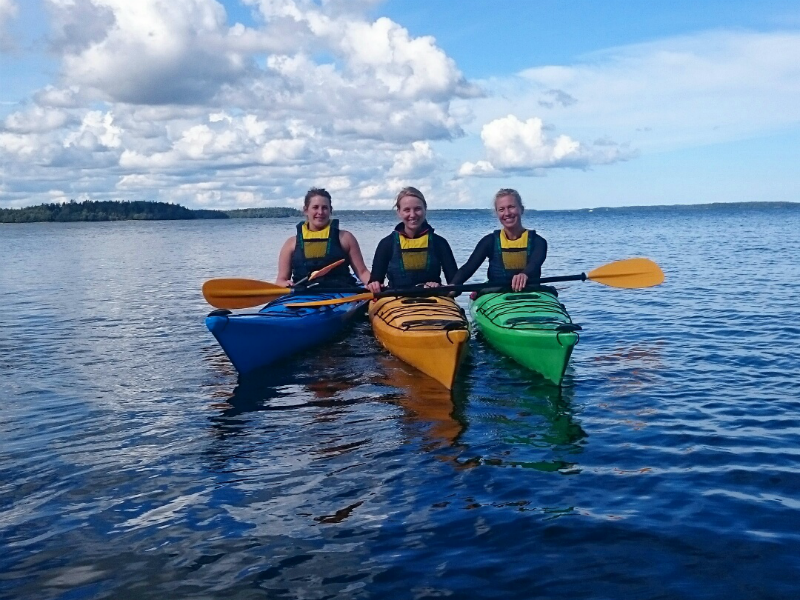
[0,200,300,223]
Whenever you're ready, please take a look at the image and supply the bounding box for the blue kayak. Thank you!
[206,292,367,375]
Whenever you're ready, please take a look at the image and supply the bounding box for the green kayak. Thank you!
[469,286,581,385]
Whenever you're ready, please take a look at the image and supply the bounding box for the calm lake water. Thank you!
[2,205,800,599]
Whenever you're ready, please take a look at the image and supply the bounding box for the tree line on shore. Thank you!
[0,200,301,223]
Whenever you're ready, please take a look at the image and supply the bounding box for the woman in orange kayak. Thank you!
[451,188,547,291]
[276,188,371,287]
[365,187,458,292]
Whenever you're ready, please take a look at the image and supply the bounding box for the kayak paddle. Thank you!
[284,257,665,308]
[202,259,346,309]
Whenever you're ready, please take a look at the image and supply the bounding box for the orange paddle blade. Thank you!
[286,292,374,308]
[202,279,291,309]
[202,259,348,309]
[309,258,345,280]
[587,258,664,288]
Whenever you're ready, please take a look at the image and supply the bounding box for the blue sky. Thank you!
[1,0,799,209]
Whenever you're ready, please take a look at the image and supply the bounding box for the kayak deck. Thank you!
[206,292,367,375]
[369,295,469,390]
[470,288,580,385]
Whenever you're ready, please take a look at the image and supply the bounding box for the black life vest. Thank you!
[290,219,355,285]
[487,229,536,284]
[386,222,443,288]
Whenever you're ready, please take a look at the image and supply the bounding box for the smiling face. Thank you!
[303,195,332,230]
[494,193,524,234]
[396,195,427,236]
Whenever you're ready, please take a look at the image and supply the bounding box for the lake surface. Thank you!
[2,205,800,599]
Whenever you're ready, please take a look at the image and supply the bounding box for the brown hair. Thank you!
[394,186,427,209]
[304,187,332,209]
[493,188,524,210]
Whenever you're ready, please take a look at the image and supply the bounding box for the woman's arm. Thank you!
[339,230,371,285]
[275,236,296,286]
[435,235,459,284]
[450,234,493,286]
[366,236,392,292]
[508,234,547,291]
[522,234,547,280]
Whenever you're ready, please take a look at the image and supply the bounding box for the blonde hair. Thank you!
[395,186,427,209]
[493,188,524,210]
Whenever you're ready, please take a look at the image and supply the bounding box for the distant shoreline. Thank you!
[336,200,800,215]
[0,200,301,224]
[2,199,797,223]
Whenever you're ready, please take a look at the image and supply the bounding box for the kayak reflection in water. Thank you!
[365,186,458,292]
[451,188,547,292]
[276,187,371,288]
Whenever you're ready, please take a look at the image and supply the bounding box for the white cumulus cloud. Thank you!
[459,114,630,177]
[389,142,436,177]
[4,106,71,133]
[55,0,251,104]
[2,0,479,208]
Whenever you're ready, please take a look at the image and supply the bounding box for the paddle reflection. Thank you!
[589,341,666,399]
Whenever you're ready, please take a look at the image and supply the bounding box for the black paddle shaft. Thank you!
[291,273,588,297]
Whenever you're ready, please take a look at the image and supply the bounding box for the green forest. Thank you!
[0,200,301,223]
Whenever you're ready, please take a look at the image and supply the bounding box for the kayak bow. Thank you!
[369,295,469,390]
[470,286,580,385]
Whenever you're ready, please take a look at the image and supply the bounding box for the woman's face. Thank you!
[304,195,332,230]
[494,194,523,230]
[396,196,427,233]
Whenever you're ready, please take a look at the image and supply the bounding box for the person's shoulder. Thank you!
[431,232,454,251]
[338,229,360,247]
[280,235,297,251]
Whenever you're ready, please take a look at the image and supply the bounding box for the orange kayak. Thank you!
[368,296,469,390]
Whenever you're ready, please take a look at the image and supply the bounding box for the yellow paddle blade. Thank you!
[285,292,375,308]
[587,258,664,288]
[202,279,291,309]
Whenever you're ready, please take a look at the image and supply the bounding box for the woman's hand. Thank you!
[365,281,383,293]
[510,273,528,292]
[423,281,441,288]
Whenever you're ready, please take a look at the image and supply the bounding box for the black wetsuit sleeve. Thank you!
[523,234,548,280]
[433,235,458,284]
[450,234,494,285]
[368,236,394,284]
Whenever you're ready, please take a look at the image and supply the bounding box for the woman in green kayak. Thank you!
[276,188,371,288]
[451,188,547,292]
[365,186,458,293]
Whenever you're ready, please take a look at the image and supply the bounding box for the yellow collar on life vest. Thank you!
[302,222,331,239]
[500,229,528,249]
[399,231,429,249]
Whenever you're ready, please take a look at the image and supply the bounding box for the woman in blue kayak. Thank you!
[276,188,371,287]
[451,188,547,292]
[365,186,458,293]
